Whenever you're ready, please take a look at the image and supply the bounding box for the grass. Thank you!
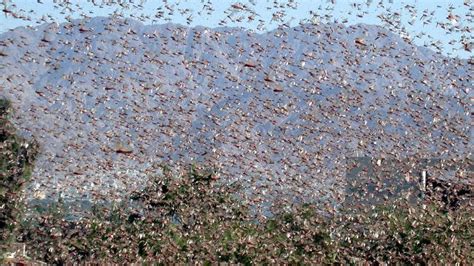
[1,97,473,264]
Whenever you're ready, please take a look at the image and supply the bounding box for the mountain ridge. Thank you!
[0,16,471,206]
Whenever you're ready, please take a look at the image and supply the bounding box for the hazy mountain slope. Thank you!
[0,17,472,205]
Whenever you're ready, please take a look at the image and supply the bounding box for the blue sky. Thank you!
[0,0,472,58]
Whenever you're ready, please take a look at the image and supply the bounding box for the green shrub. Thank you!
[16,167,473,264]
[0,98,38,262]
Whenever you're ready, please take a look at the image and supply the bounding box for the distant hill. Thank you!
[0,17,472,205]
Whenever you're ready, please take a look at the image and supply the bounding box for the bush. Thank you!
[0,98,38,262]
[16,167,473,264]
[19,165,252,264]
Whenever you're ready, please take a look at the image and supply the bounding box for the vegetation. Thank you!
[11,168,474,264]
[0,98,38,263]
[0,99,38,244]
[1,98,473,264]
